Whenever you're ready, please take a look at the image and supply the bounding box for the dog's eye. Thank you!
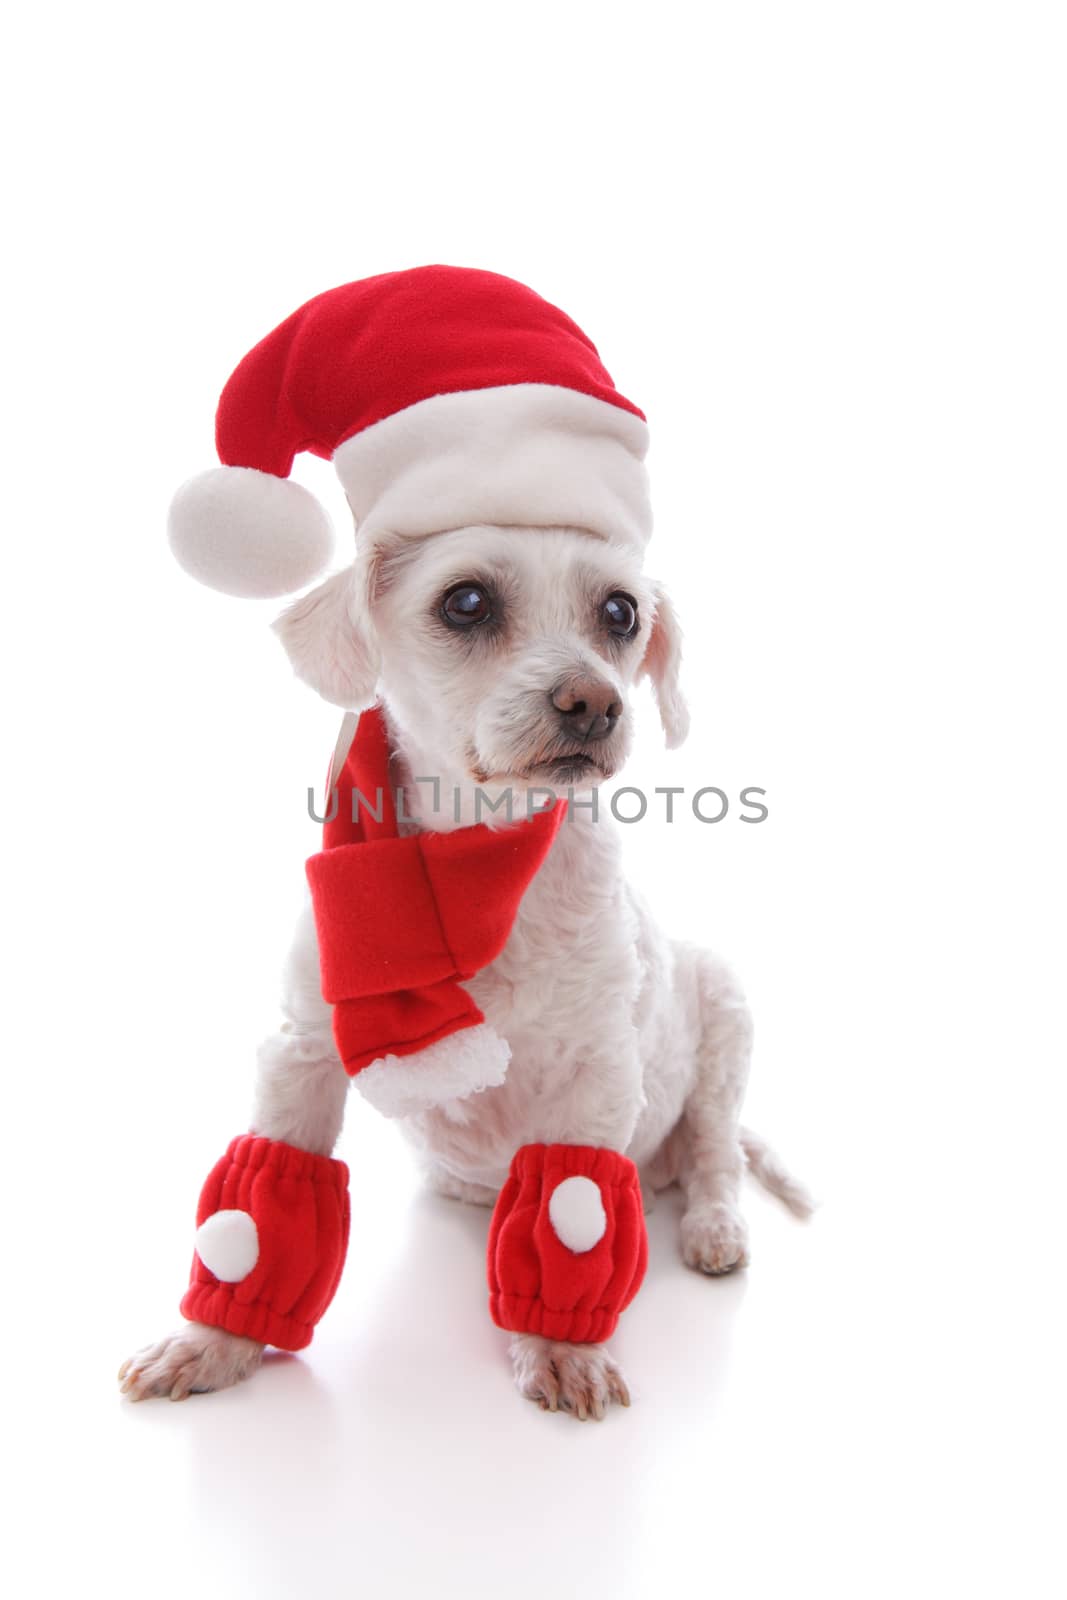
[441,583,493,627]
[602,592,639,637]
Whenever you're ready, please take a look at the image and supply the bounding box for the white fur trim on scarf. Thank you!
[354,1022,511,1119]
[332,384,652,556]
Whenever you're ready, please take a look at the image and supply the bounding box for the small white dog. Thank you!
[120,520,810,1417]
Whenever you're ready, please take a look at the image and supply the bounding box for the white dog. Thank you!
[120,519,810,1418]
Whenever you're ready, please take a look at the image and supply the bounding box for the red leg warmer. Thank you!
[180,1135,350,1352]
[487,1143,648,1344]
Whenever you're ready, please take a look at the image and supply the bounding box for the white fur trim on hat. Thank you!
[333,384,652,554]
[354,1022,511,1118]
[168,465,335,598]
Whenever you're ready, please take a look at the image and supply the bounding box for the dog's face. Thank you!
[276,524,688,797]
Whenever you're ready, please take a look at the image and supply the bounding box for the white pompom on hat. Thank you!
[169,467,334,599]
[167,265,652,599]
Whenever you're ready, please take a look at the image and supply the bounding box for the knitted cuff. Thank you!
[487,1143,648,1345]
[180,1134,350,1352]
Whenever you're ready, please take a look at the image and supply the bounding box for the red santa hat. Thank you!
[168,265,652,598]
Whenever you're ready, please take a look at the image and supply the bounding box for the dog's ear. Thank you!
[640,581,690,748]
[273,563,381,710]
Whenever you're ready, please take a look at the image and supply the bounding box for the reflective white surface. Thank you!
[15,1068,1062,1600]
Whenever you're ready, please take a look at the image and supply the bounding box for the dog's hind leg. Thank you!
[677,949,754,1275]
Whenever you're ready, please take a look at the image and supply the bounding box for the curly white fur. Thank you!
[120,523,809,1416]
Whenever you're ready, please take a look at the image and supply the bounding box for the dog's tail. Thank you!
[739,1127,815,1219]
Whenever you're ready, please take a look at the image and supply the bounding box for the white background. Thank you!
[4,3,1064,1596]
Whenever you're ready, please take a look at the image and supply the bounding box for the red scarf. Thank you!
[305,707,565,1076]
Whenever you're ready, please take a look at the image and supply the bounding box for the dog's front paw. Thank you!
[118,1322,264,1402]
[680,1201,750,1275]
[509,1334,631,1421]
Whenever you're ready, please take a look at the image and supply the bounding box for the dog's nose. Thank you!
[551,677,623,743]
